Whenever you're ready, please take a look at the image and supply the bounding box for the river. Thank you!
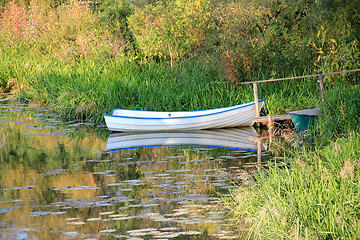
[0,100,267,239]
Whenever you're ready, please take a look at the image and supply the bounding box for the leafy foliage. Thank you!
[1,0,359,81]
[127,0,215,62]
[0,0,359,118]
[0,0,119,62]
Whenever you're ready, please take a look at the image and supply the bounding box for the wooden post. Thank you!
[268,115,273,144]
[318,74,325,102]
[257,140,262,169]
[253,82,260,117]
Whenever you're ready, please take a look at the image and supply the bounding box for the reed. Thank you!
[315,85,360,140]
[15,58,247,121]
[222,84,360,239]
[0,0,324,121]
[223,132,360,239]
[0,0,358,119]
[5,50,320,123]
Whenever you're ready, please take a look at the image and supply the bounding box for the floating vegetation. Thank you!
[159,227,180,231]
[63,232,79,237]
[99,211,115,215]
[100,229,117,233]
[67,221,86,225]
[65,217,80,221]
[112,216,133,221]
[0,102,265,239]
[86,218,102,222]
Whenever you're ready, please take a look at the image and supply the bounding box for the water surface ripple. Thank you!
[0,101,266,239]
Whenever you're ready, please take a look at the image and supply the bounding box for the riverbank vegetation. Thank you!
[1,0,359,121]
[1,1,360,238]
[223,85,360,239]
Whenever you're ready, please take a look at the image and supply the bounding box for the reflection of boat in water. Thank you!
[105,127,259,152]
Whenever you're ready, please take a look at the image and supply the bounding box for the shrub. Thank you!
[127,0,215,62]
[0,0,118,62]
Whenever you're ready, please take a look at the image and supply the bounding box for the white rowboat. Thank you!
[103,99,264,132]
[105,127,260,152]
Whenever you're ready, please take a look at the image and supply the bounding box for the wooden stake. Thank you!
[318,75,325,102]
[268,115,273,144]
[253,82,260,117]
[257,140,262,169]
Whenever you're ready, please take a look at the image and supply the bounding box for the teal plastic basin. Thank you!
[288,108,319,131]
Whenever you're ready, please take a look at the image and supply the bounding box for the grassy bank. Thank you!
[2,47,321,122]
[223,85,360,239]
[1,0,359,123]
[226,134,360,239]
[1,1,360,238]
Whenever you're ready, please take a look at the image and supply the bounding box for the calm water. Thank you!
[0,101,266,239]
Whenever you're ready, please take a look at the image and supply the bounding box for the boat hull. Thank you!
[104,100,265,132]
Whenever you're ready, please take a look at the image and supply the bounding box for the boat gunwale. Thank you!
[104,99,265,120]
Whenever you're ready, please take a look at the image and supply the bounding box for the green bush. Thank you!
[1,0,359,83]
[0,0,117,62]
[127,0,215,62]
[1,0,359,116]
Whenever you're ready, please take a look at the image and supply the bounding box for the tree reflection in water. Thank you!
[0,102,264,239]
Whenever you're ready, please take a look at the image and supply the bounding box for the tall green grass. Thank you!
[0,0,357,119]
[5,49,322,123]
[224,133,360,239]
[316,85,360,139]
[18,58,255,122]
[259,78,321,115]
[222,84,360,239]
